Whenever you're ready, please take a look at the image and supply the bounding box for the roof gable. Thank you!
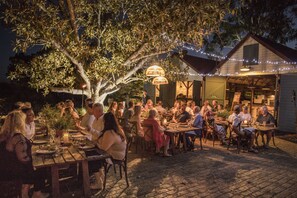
[217,33,297,69]
[180,54,219,74]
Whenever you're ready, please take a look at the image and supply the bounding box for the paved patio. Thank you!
[62,136,297,198]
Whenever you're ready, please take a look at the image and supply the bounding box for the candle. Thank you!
[63,132,69,143]
[244,120,248,124]
[163,118,167,125]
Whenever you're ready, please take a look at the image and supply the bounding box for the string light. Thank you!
[183,45,297,65]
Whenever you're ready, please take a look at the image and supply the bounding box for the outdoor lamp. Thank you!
[240,65,251,72]
[152,76,168,85]
[145,65,165,77]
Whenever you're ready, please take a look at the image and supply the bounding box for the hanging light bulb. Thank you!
[145,65,165,77]
[152,76,169,85]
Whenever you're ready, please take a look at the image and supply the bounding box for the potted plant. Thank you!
[217,110,230,121]
[39,105,74,137]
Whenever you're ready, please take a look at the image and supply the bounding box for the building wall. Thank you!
[204,77,226,105]
[278,74,297,133]
[219,37,295,76]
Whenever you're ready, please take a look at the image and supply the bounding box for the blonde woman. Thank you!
[0,111,48,198]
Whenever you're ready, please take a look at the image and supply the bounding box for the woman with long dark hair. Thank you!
[90,112,126,190]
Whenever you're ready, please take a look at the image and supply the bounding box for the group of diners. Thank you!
[0,97,276,197]
[0,99,127,196]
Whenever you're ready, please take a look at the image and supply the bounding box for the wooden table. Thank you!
[32,135,110,197]
[254,125,276,146]
[164,124,201,155]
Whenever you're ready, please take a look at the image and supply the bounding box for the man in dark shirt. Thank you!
[256,106,275,148]
[173,103,191,123]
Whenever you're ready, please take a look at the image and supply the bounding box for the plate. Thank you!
[79,145,95,150]
[68,129,79,133]
[71,134,85,138]
[32,140,48,145]
[36,149,56,154]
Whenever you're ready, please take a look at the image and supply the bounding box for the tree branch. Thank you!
[51,40,91,91]
[66,0,80,44]
[51,87,91,97]
[123,43,148,66]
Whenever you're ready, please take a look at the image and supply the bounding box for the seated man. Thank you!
[185,106,203,150]
[228,105,258,153]
[255,106,275,148]
[173,103,191,123]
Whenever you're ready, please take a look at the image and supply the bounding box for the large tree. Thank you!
[1,0,232,102]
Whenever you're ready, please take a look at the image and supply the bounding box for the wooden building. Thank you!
[217,33,297,133]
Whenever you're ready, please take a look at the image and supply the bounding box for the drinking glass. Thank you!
[263,121,266,127]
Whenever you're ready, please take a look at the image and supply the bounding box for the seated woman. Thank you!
[142,109,171,156]
[0,111,48,198]
[90,112,127,190]
[115,102,124,119]
[129,105,144,137]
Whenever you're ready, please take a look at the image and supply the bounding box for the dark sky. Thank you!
[0,25,15,82]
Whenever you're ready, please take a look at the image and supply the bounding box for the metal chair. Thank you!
[103,139,130,189]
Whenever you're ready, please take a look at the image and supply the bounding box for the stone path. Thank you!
[62,136,297,198]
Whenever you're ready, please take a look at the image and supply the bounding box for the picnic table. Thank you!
[31,130,110,197]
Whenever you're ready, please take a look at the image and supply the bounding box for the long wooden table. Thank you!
[32,133,110,197]
[164,124,201,155]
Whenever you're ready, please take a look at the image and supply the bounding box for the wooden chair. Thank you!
[227,122,249,153]
[141,123,155,152]
[204,120,220,147]
[103,139,131,189]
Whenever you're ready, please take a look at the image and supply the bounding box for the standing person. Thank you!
[142,90,151,107]
[90,112,127,190]
[255,106,275,148]
[0,111,48,198]
[228,105,258,153]
[81,98,95,129]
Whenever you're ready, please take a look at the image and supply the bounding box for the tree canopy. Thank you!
[1,0,232,102]
[204,0,297,54]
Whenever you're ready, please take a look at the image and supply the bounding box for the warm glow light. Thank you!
[240,66,251,72]
[152,76,168,85]
[145,65,165,77]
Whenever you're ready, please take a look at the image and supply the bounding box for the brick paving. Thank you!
[63,136,297,198]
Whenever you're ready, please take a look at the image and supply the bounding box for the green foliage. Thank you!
[39,104,74,130]
[217,110,230,119]
[1,0,232,101]
[204,0,297,53]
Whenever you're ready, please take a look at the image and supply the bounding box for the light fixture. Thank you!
[152,76,168,85]
[145,65,165,77]
[240,65,251,72]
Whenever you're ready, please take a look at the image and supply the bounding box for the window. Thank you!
[243,44,259,65]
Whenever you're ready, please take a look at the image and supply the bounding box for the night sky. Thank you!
[0,25,15,82]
